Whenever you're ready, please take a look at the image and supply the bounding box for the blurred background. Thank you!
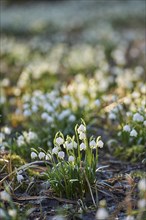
[0,0,145,141]
[1,0,145,81]
[1,0,145,42]
[0,0,146,164]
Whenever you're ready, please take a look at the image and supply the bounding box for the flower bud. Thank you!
[58,151,65,159]
[97,140,104,148]
[31,152,37,159]
[56,137,64,145]
[38,152,46,159]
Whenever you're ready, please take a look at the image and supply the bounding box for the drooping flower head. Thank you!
[89,139,97,148]
[68,155,75,162]
[38,152,46,159]
[56,137,64,146]
[31,151,37,159]
[77,124,86,133]
[97,140,104,148]
[58,151,65,159]
[80,142,86,150]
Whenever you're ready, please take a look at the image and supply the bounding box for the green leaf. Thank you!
[69,179,79,182]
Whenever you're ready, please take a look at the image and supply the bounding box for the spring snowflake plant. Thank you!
[31,119,104,200]
[120,110,146,145]
[21,90,78,148]
[10,131,39,159]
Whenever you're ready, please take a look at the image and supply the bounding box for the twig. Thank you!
[0,161,52,185]
[14,195,77,204]
[84,171,97,207]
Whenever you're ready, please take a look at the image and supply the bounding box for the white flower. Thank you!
[143,120,146,126]
[23,103,29,109]
[17,135,25,147]
[72,141,77,149]
[132,91,140,99]
[23,109,31,117]
[130,129,138,137]
[47,105,54,113]
[56,137,64,145]
[79,132,86,140]
[41,112,48,120]
[44,104,54,113]
[8,209,17,217]
[138,199,146,209]
[113,104,123,113]
[140,84,146,94]
[0,191,11,201]
[58,110,71,120]
[94,99,101,107]
[89,140,97,148]
[45,154,51,160]
[68,156,75,162]
[124,97,131,105]
[95,207,108,220]
[80,143,86,150]
[0,208,6,218]
[31,105,38,112]
[0,132,5,142]
[97,140,104,148]
[138,178,146,191]
[17,174,24,183]
[108,112,116,120]
[133,113,144,122]
[46,115,54,123]
[38,152,46,159]
[58,151,65,159]
[65,141,73,150]
[52,146,59,154]
[3,127,11,134]
[125,216,135,220]
[123,125,131,132]
[47,141,51,147]
[27,131,37,142]
[77,124,86,133]
[68,115,76,122]
[126,111,132,117]
[52,215,66,220]
[31,152,37,159]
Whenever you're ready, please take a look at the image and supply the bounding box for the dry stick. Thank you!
[13,195,49,201]
[52,196,77,204]
[0,163,7,173]
[103,96,127,113]
[14,195,77,204]
[84,171,97,207]
[109,175,136,220]
[109,199,137,220]
[0,161,52,185]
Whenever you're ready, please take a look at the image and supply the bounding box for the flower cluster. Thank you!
[16,131,38,147]
[120,109,146,145]
[31,120,104,199]
[7,130,39,159]
[16,170,24,183]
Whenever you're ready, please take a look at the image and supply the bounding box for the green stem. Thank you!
[85,136,91,167]
[95,147,98,172]
[75,125,81,161]
[60,161,69,198]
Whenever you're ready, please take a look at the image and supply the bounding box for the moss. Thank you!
[5,153,26,167]
[130,170,146,179]
[0,153,41,178]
